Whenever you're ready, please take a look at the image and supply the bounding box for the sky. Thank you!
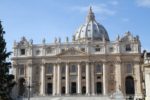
[0,0,150,54]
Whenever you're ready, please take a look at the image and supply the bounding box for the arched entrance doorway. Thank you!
[82,86,86,94]
[96,82,102,94]
[71,82,76,94]
[47,83,52,95]
[125,76,135,95]
[61,86,65,94]
[18,78,26,96]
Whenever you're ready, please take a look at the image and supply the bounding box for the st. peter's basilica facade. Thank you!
[12,7,143,100]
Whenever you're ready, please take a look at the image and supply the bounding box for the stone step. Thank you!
[20,96,112,100]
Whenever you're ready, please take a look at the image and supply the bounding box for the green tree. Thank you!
[0,20,15,100]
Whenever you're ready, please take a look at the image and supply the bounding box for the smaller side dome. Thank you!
[74,7,110,42]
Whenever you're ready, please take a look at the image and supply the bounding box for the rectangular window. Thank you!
[82,76,85,79]
[19,65,24,75]
[95,47,101,52]
[47,77,52,80]
[81,65,86,73]
[109,47,114,52]
[97,76,101,79]
[62,77,65,80]
[47,64,53,74]
[20,49,25,55]
[61,66,66,74]
[70,65,77,73]
[81,48,85,52]
[61,49,65,52]
[95,64,102,73]
[126,44,131,51]
[126,64,132,73]
[46,47,52,54]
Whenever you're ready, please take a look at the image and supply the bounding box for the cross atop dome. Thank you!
[86,6,95,22]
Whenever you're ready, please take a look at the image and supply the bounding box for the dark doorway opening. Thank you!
[125,76,135,95]
[47,83,52,95]
[82,86,86,94]
[71,82,76,94]
[61,87,65,94]
[18,78,26,96]
[96,82,102,94]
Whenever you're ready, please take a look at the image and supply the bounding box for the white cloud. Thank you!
[136,0,150,8]
[71,4,116,16]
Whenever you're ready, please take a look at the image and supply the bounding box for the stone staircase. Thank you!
[19,95,112,100]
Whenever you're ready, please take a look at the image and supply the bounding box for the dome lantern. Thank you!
[86,6,95,22]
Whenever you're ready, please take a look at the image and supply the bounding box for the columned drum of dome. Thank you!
[74,7,109,42]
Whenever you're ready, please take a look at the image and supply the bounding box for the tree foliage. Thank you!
[0,21,15,100]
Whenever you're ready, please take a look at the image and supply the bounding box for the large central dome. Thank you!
[74,7,110,42]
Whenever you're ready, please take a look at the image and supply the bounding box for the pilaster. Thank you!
[77,63,81,94]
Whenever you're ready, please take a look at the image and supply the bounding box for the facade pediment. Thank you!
[57,48,87,57]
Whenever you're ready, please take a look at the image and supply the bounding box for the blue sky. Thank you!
[0,0,150,53]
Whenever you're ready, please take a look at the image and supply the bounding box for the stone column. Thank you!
[53,64,57,95]
[29,64,33,95]
[77,63,81,94]
[65,63,69,95]
[91,62,95,95]
[115,63,122,91]
[134,63,143,99]
[145,73,150,100]
[40,63,45,95]
[103,63,107,95]
[57,64,61,95]
[86,62,90,95]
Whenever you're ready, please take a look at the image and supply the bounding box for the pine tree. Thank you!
[0,20,15,100]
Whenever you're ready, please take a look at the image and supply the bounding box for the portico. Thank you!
[40,60,107,96]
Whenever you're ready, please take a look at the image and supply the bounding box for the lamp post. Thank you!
[27,77,31,100]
